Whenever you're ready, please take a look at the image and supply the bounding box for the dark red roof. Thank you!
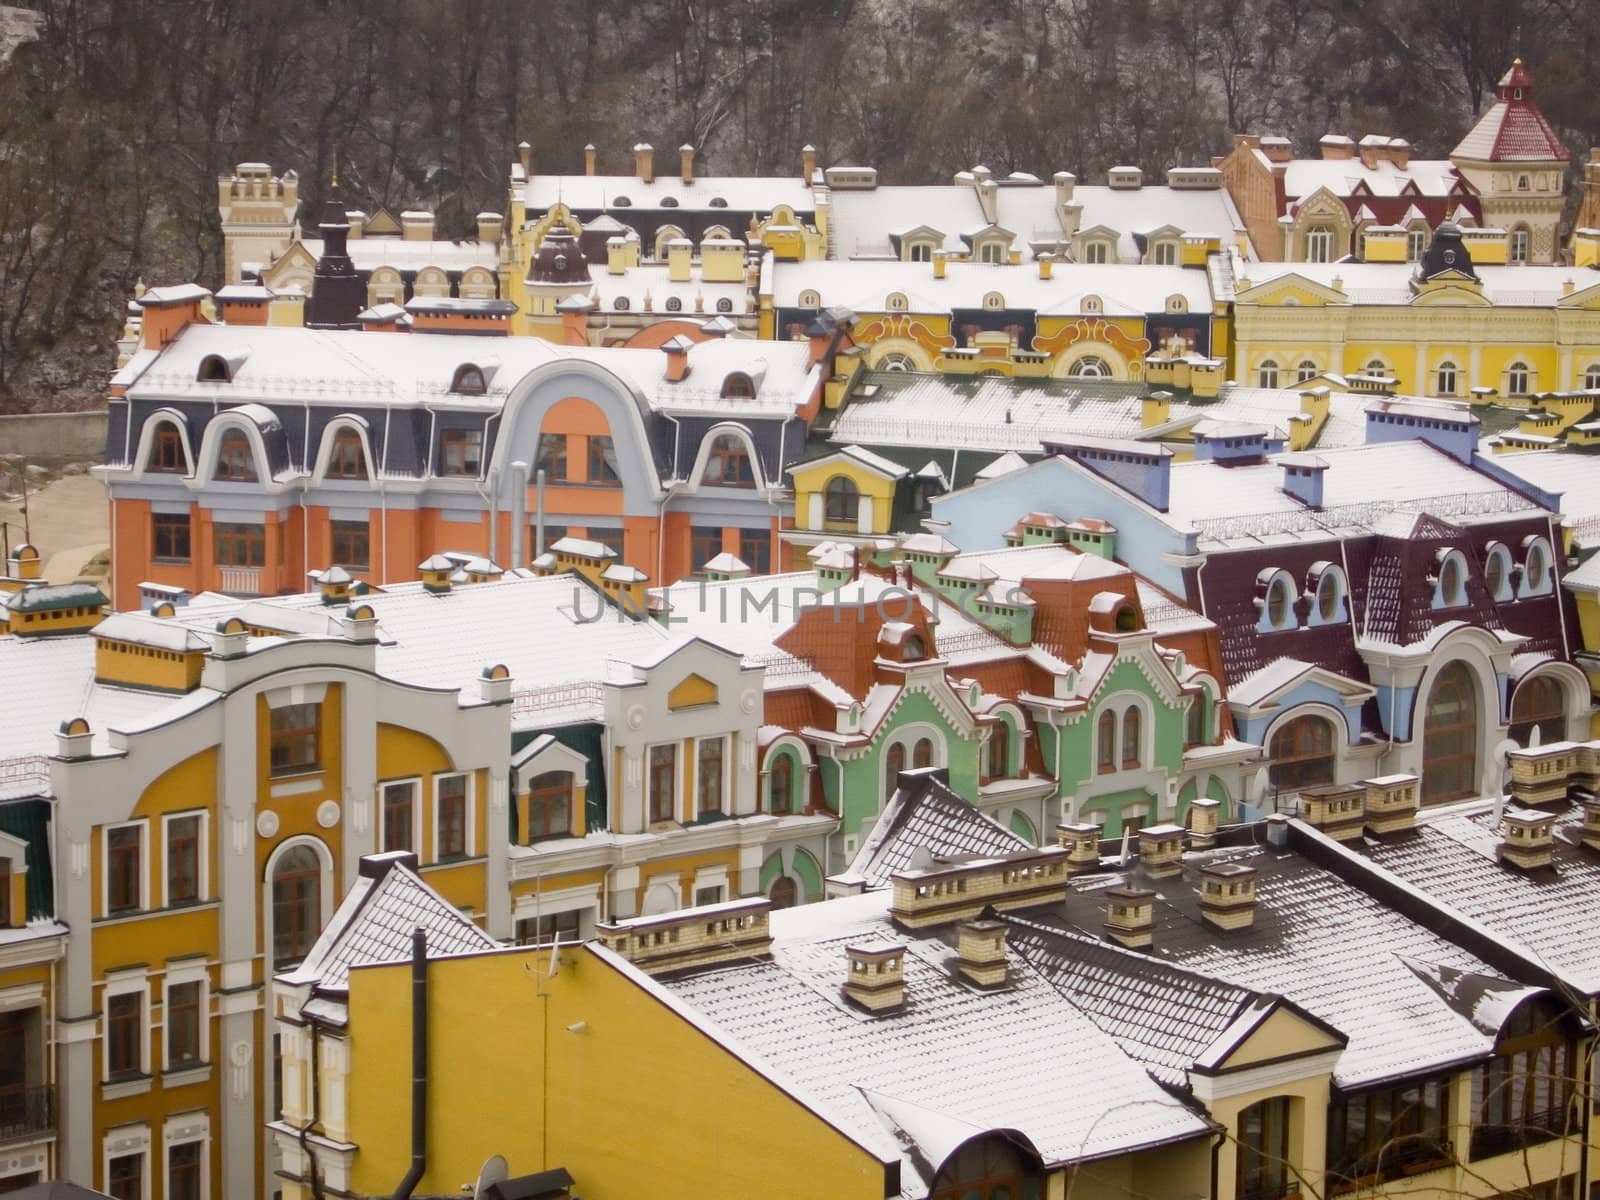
[1452,60,1569,163]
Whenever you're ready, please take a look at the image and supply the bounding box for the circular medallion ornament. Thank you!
[627,705,645,730]
[317,800,341,829]
[255,810,280,838]
[740,689,758,714]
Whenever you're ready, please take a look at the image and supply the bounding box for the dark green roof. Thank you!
[8,583,107,613]
[0,799,54,920]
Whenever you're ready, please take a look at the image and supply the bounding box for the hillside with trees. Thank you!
[1,0,1596,412]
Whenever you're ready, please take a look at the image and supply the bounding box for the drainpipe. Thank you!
[534,467,547,558]
[391,928,428,1200]
[296,1022,325,1200]
[509,461,529,569]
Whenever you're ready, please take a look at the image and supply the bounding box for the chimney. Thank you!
[584,143,597,176]
[598,897,773,975]
[1186,798,1220,849]
[680,144,695,184]
[1053,170,1076,204]
[1506,743,1576,808]
[1499,808,1555,871]
[1258,136,1293,163]
[216,284,274,326]
[662,334,694,383]
[1107,165,1143,190]
[932,251,948,280]
[666,237,692,282]
[1280,453,1329,509]
[976,177,998,224]
[844,943,907,1012]
[1265,812,1290,848]
[1581,797,1600,853]
[1198,863,1258,932]
[476,212,505,244]
[478,663,512,703]
[1038,255,1054,280]
[1295,783,1366,842]
[1358,135,1385,170]
[1363,774,1418,838]
[517,141,532,176]
[138,284,212,351]
[54,717,93,760]
[802,143,817,187]
[341,602,379,643]
[1055,822,1101,874]
[346,210,367,238]
[1141,390,1172,429]
[888,847,1072,929]
[210,616,248,659]
[1319,134,1355,160]
[955,919,1010,988]
[313,565,353,605]
[1389,138,1411,169]
[1573,741,1600,794]
[400,210,436,242]
[633,143,654,184]
[419,554,454,594]
[1138,823,1185,879]
[1103,886,1155,949]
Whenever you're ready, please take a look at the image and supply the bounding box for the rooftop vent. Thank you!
[1186,799,1220,850]
[313,565,353,606]
[1107,165,1143,190]
[1362,774,1418,838]
[1499,808,1555,872]
[1198,862,1258,932]
[889,847,1072,930]
[844,942,907,1012]
[1103,885,1155,949]
[418,554,454,594]
[1054,822,1102,874]
[596,896,772,976]
[955,919,1010,989]
[1138,823,1185,878]
[1296,783,1366,842]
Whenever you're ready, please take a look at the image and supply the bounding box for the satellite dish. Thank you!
[1251,765,1272,806]
[1491,737,1520,823]
[473,1155,509,1200]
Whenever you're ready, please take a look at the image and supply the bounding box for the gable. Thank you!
[1234,275,1348,308]
[667,673,719,710]
[1199,1001,1347,1074]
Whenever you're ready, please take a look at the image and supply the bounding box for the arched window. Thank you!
[214,429,257,482]
[1510,225,1531,262]
[880,352,915,372]
[271,845,322,968]
[987,721,1010,778]
[769,754,795,814]
[1435,361,1458,397]
[886,292,909,312]
[721,372,756,400]
[1120,707,1141,769]
[1365,358,1388,378]
[1097,710,1117,774]
[798,289,820,307]
[884,742,906,796]
[1315,568,1345,624]
[1186,694,1205,745]
[149,420,188,473]
[1509,676,1566,747]
[450,365,487,395]
[1436,551,1467,608]
[930,1136,1041,1200]
[902,633,927,662]
[824,476,860,525]
[1268,716,1335,791]
[1297,360,1318,384]
[326,425,368,479]
[1306,226,1334,263]
[1506,361,1531,397]
[703,433,755,487]
[197,354,233,383]
[913,738,934,769]
[982,291,1005,311]
[526,771,573,841]
[1238,1098,1293,1200]
[1081,295,1102,314]
[1258,360,1280,389]
[769,875,798,909]
[1069,356,1111,378]
[1261,573,1294,631]
[1484,542,1512,601]
[1423,662,1478,803]
[1522,538,1552,595]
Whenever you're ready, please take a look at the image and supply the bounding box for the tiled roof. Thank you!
[1452,86,1569,163]
[838,770,1030,889]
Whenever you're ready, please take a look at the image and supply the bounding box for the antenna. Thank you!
[331,148,339,191]
[472,1154,508,1200]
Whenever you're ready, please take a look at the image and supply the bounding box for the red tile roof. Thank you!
[1452,60,1569,163]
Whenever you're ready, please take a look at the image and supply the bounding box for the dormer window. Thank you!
[1520,537,1553,596]
[798,289,820,308]
[1165,294,1187,314]
[1151,241,1178,265]
[703,434,755,487]
[214,430,257,482]
[451,364,487,395]
[886,292,908,312]
[1310,563,1348,625]
[1081,295,1102,314]
[614,297,631,311]
[902,633,927,661]
[665,296,682,312]
[1434,550,1468,608]
[982,291,1005,311]
[978,242,1005,264]
[327,427,367,479]
[1306,226,1334,263]
[149,421,187,473]
[721,372,756,400]
[824,476,860,527]
[907,242,933,263]
[1483,542,1513,601]
[198,354,233,383]
[1407,229,1427,261]
[1256,569,1297,632]
[1082,241,1110,264]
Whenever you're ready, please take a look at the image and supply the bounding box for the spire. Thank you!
[306,162,363,330]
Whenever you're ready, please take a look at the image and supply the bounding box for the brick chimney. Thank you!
[1363,774,1418,838]
[1296,783,1366,842]
[1138,823,1185,879]
[955,919,1009,988]
[1581,797,1600,853]
[662,334,694,383]
[1186,798,1220,849]
[634,142,654,184]
[1319,134,1355,160]
[1198,862,1258,932]
[1506,742,1576,808]
[584,143,597,176]
[1499,808,1555,871]
[1055,822,1101,874]
[844,943,906,1012]
[802,143,816,186]
[216,284,273,326]
[1259,136,1293,163]
[1103,886,1155,949]
[138,284,213,350]
[680,144,695,185]
[597,897,773,975]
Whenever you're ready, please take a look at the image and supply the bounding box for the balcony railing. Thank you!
[0,1084,55,1142]
[1330,1137,1455,1192]
[218,565,263,596]
[1470,1110,1574,1160]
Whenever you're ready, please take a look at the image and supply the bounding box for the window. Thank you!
[978,242,1005,264]
[1264,575,1293,630]
[0,860,9,926]
[106,991,143,1079]
[1435,361,1458,396]
[150,424,186,473]
[1258,360,1280,389]
[694,884,724,906]
[1510,225,1531,263]
[930,1135,1040,1200]
[690,526,723,572]
[768,754,795,814]
[648,744,677,823]
[1329,1078,1452,1188]
[167,1142,202,1200]
[107,824,143,914]
[982,291,1005,311]
[697,739,724,816]
[326,429,367,478]
[902,633,927,662]
[664,296,682,312]
[716,297,733,313]
[884,742,906,796]
[824,476,860,525]
[1507,362,1531,397]
[440,430,483,477]
[152,513,191,562]
[1186,694,1206,746]
[1510,676,1566,748]
[1083,241,1109,264]
[1152,241,1177,265]
[1584,363,1600,392]
[1484,543,1512,600]
[1472,998,1578,1160]
[527,771,573,841]
[1268,716,1335,791]
[1306,226,1334,263]
[987,721,1009,778]
[107,1152,143,1200]
[1297,360,1318,384]
[1407,229,1427,262]
[704,434,756,487]
[165,981,203,1069]
[721,372,756,400]
[515,908,582,947]
[1437,552,1467,607]
[912,738,934,769]
[1316,570,1344,623]
[729,529,768,576]
[1121,707,1142,769]
[908,243,932,263]
[1069,356,1111,378]
[1523,540,1551,594]
[213,523,264,568]
[271,845,321,968]
[586,435,620,485]
[1237,1096,1292,1200]
[886,292,908,312]
[436,775,468,859]
[165,815,200,906]
[1365,358,1388,378]
[879,352,915,372]
[330,520,369,571]
[269,703,320,776]
[1422,661,1478,804]
[381,782,415,852]
[1097,710,1117,774]
[450,365,487,395]
[769,876,798,908]
[214,430,256,482]
[534,432,567,481]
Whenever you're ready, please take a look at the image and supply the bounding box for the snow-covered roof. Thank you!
[295,236,497,274]
[1492,450,1600,545]
[515,173,814,215]
[1233,259,1586,307]
[1280,156,1463,200]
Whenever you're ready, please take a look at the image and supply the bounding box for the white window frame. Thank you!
[1510,226,1530,262]
[1297,360,1318,383]
[163,1112,211,1200]
[159,811,208,910]
[102,972,151,1082]
[1582,363,1600,392]
[1519,537,1555,597]
[1435,361,1458,397]
[161,962,210,1073]
[1258,360,1280,389]
[978,241,1005,264]
[1257,571,1298,633]
[431,771,476,861]
[1483,542,1514,602]
[102,819,150,918]
[886,292,908,312]
[1152,240,1178,266]
[1083,241,1110,264]
[1406,229,1426,262]
[982,291,1005,311]
[1306,226,1333,263]
[376,777,423,856]
[1432,549,1470,609]
[1309,565,1348,627]
[102,1124,152,1200]
[692,864,729,907]
[1506,361,1532,397]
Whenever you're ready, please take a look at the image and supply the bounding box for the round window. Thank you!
[1317,572,1340,621]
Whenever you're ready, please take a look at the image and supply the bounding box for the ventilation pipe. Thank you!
[391,927,428,1200]
[534,468,548,559]
[509,460,529,570]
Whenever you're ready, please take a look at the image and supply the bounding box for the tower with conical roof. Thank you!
[1450,59,1570,264]
[305,172,366,329]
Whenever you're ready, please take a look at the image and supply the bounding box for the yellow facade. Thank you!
[790,452,901,537]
